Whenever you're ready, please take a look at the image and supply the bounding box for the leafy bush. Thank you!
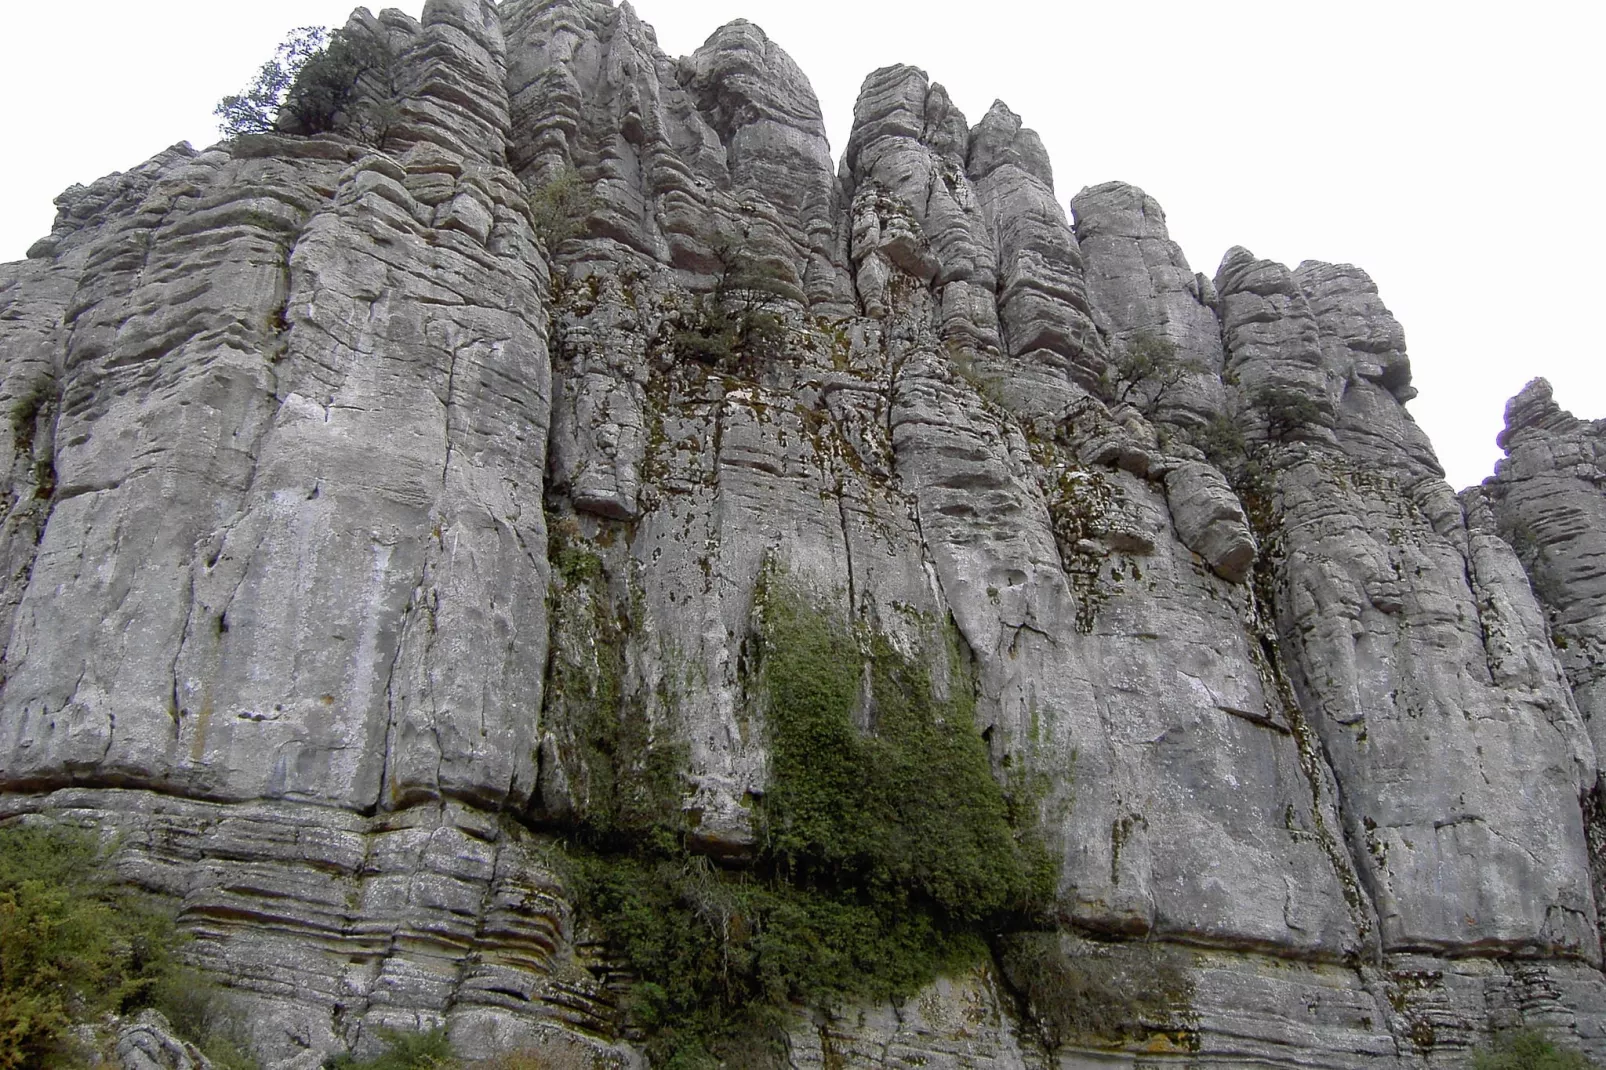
[217,26,396,142]
[672,236,791,371]
[1253,386,1324,443]
[216,26,327,136]
[1473,1028,1601,1070]
[145,971,260,1070]
[326,1027,456,1070]
[997,933,1193,1051]
[567,850,980,1069]
[528,168,598,254]
[0,822,256,1070]
[1191,413,1247,468]
[559,577,1053,1067]
[756,585,1052,924]
[1102,331,1205,416]
[0,825,164,1067]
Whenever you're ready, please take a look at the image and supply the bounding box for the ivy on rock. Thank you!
[550,564,1053,1068]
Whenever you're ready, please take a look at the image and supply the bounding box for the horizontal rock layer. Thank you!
[2,0,1602,1066]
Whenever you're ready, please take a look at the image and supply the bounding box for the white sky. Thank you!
[2,1,1600,489]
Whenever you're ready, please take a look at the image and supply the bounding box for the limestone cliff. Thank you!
[1,1,1602,1066]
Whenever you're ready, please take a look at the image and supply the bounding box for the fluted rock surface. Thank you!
[2,1,1603,1067]
[1471,380,1606,763]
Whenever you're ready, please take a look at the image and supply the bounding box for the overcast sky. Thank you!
[2,1,1600,489]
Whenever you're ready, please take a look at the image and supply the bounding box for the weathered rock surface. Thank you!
[1471,379,1606,766]
[116,1010,216,1070]
[1467,379,1606,965]
[2,1,1603,1067]
[1072,180,1225,426]
[1213,252,1596,964]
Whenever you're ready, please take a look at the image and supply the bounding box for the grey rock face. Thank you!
[1214,251,1596,962]
[117,1011,213,1070]
[1215,246,1336,442]
[1072,180,1225,425]
[835,83,1365,972]
[1163,461,1257,583]
[1,6,564,1060]
[3,1,1604,1067]
[1472,379,1606,767]
[968,101,1104,402]
[1468,379,1606,958]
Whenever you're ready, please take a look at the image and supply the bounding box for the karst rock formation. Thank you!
[3,1,1605,1066]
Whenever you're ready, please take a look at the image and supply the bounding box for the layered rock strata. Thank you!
[2,0,1603,1066]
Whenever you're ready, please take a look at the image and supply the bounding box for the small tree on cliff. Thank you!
[1102,331,1206,417]
[1254,386,1324,443]
[672,235,792,370]
[528,166,598,253]
[216,26,396,142]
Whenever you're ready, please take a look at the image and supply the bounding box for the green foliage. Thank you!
[672,236,791,371]
[148,972,260,1070]
[1191,413,1247,469]
[567,848,982,1069]
[1102,331,1205,416]
[528,167,599,253]
[216,26,326,136]
[10,385,57,500]
[948,347,1010,409]
[217,26,396,142]
[542,525,685,851]
[997,933,1193,1051]
[325,1027,456,1070]
[756,586,1052,924]
[0,825,167,1067]
[279,29,392,137]
[1253,386,1324,443]
[0,822,257,1070]
[1472,1029,1601,1070]
[551,539,605,586]
[561,577,1052,1067]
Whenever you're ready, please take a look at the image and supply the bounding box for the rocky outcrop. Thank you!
[1071,180,1225,426]
[1471,379,1606,766]
[116,1011,215,1070]
[1213,250,1596,963]
[2,1,1603,1067]
[1467,380,1606,967]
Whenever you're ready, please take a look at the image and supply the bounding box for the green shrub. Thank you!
[567,850,981,1069]
[216,26,326,136]
[0,825,169,1067]
[147,971,260,1070]
[0,822,256,1070]
[528,167,598,253]
[560,576,1052,1066]
[1253,386,1325,443]
[756,586,1052,924]
[1473,1028,1600,1070]
[1192,413,1246,468]
[217,26,396,141]
[326,1027,456,1070]
[671,236,791,372]
[997,933,1193,1051]
[1102,331,1205,416]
